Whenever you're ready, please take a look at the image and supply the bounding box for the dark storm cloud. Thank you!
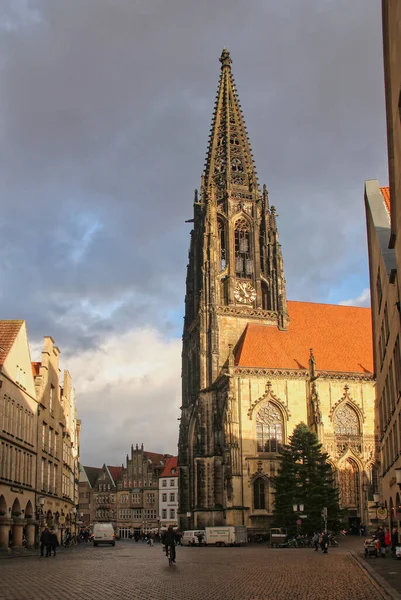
[0,0,387,460]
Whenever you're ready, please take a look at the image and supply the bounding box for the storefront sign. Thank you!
[377,507,388,521]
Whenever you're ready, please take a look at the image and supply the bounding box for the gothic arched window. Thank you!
[235,218,253,279]
[261,281,270,311]
[231,158,243,172]
[218,219,227,271]
[256,402,284,453]
[333,404,360,436]
[253,478,266,510]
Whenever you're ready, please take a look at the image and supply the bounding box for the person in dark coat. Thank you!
[40,528,51,557]
[164,525,176,563]
[376,527,386,557]
[391,527,399,556]
[321,530,329,554]
[49,529,59,556]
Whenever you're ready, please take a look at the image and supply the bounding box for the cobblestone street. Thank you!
[0,541,388,600]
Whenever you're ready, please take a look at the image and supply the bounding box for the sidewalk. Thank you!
[0,545,71,559]
[340,535,401,600]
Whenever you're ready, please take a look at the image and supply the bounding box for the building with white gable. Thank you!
[158,456,178,529]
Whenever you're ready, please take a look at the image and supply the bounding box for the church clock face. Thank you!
[234,281,256,304]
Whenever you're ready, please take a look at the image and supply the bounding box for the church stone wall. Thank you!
[232,373,376,530]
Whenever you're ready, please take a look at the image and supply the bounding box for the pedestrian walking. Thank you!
[391,527,399,557]
[49,529,59,556]
[385,528,391,555]
[40,527,51,557]
[321,530,329,554]
[375,526,386,557]
[312,532,319,551]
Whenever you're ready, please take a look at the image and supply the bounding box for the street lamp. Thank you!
[373,493,381,524]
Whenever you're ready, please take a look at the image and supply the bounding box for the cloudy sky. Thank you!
[0,0,388,466]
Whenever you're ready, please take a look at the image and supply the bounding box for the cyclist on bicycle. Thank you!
[163,525,176,563]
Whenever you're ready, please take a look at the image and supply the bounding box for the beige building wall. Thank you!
[365,181,400,525]
[363,0,401,531]
[383,0,401,260]
[219,371,376,531]
[60,371,80,515]
[34,337,79,540]
[0,321,37,548]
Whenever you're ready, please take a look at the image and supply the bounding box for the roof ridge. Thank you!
[287,299,370,309]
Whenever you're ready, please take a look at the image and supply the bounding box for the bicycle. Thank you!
[166,545,176,566]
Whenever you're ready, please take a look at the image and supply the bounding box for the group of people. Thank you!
[39,527,59,557]
[368,526,399,557]
[312,531,330,554]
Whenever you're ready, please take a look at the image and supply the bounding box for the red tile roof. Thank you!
[0,320,24,366]
[160,456,178,478]
[380,186,390,214]
[145,452,169,466]
[31,362,41,377]
[235,301,373,374]
[107,466,123,485]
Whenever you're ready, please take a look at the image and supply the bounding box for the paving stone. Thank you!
[0,541,386,600]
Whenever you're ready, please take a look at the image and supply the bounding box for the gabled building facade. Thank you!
[0,321,37,549]
[159,456,179,528]
[116,445,168,538]
[33,336,80,541]
[178,50,377,533]
[79,465,101,528]
[92,464,120,529]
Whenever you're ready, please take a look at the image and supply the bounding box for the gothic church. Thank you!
[178,49,376,533]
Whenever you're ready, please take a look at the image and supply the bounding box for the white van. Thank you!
[93,523,115,547]
[182,530,206,546]
[205,526,247,546]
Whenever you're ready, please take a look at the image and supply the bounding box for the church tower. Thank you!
[178,49,288,529]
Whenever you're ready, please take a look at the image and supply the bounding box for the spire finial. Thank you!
[220,47,232,69]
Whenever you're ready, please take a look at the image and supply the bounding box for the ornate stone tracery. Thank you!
[248,381,290,420]
[333,404,360,436]
[338,458,360,508]
[256,401,284,453]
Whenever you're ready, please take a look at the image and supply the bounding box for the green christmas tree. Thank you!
[273,423,342,535]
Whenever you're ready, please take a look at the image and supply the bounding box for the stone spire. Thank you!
[203,48,259,200]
